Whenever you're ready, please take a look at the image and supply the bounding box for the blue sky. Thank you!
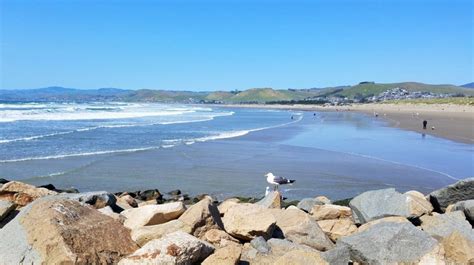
[0,0,472,91]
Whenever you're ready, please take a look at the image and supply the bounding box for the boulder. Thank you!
[64,191,117,209]
[0,200,15,222]
[274,249,328,265]
[449,199,474,224]
[178,196,223,238]
[429,177,474,212]
[0,181,57,206]
[321,245,351,265]
[250,236,270,253]
[131,219,193,246]
[420,211,474,242]
[203,228,240,248]
[269,207,334,251]
[296,198,324,212]
[0,197,137,264]
[441,231,474,264]
[168,189,181,196]
[317,218,357,242]
[315,196,331,204]
[241,238,320,265]
[349,188,410,224]
[118,231,214,265]
[222,203,276,241]
[217,198,239,216]
[311,204,352,220]
[121,202,186,230]
[405,191,433,217]
[137,199,157,207]
[357,216,409,233]
[255,191,281,209]
[201,244,241,265]
[0,178,9,184]
[118,194,138,208]
[337,222,443,264]
[137,189,163,202]
[98,206,125,222]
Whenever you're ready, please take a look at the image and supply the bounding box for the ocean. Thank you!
[0,102,472,200]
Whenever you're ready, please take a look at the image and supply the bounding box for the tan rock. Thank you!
[131,219,192,246]
[98,206,125,223]
[255,191,281,209]
[445,204,455,212]
[441,231,474,264]
[315,196,331,205]
[222,203,276,241]
[405,190,426,200]
[202,244,242,265]
[274,249,329,265]
[317,218,357,242]
[405,191,433,217]
[137,199,157,207]
[178,196,223,238]
[118,194,138,208]
[118,231,214,265]
[311,204,352,220]
[121,202,186,229]
[0,197,137,264]
[358,216,409,232]
[218,198,239,216]
[204,228,240,248]
[0,181,57,206]
[269,208,334,251]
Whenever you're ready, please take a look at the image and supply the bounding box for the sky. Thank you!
[0,0,472,91]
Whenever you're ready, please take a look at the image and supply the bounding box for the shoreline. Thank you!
[214,103,474,144]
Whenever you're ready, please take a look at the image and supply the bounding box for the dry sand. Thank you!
[219,103,474,144]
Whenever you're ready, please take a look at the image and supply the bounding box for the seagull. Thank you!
[265,172,295,191]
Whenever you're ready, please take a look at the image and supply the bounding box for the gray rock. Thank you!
[267,238,315,253]
[270,207,334,251]
[337,222,439,265]
[0,200,15,222]
[321,245,351,265]
[451,200,474,224]
[349,188,410,224]
[429,177,474,212]
[420,211,474,242]
[62,191,117,209]
[296,198,324,212]
[255,191,281,209]
[118,231,214,264]
[250,236,270,253]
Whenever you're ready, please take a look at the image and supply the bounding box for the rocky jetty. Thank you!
[0,177,473,264]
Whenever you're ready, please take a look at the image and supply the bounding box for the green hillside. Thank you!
[95,82,474,104]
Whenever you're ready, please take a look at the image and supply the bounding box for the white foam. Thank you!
[0,146,161,163]
[0,111,235,144]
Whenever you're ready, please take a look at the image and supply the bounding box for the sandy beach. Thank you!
[218,103,474,144]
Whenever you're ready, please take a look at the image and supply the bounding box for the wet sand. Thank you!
[218,103,474,144]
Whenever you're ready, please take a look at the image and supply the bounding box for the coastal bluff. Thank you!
[0,178,473,264]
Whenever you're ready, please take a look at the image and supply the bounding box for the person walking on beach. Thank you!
[423,120,428,130]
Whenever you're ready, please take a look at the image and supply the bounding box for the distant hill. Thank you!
[461,82,474,88]
[0,87,131,102]
[329,82,474,99]
[1,82,472,104]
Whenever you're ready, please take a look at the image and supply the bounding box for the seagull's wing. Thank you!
[273,176,291,184]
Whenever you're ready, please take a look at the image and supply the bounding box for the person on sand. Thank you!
[423,120,428,130]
